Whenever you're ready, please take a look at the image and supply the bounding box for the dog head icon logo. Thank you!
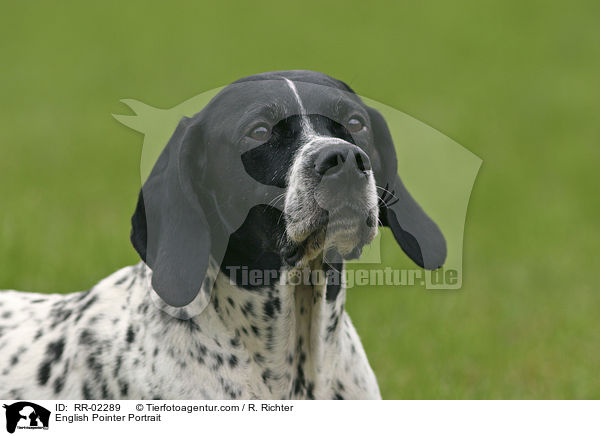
[3,402,50,433]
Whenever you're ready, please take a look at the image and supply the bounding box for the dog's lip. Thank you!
[282,210,377,266]
[325,221,362,235]
[281,243,304,266]
[327,205,372,226]
[328,203,366,215]
[344,246,363,260]
[286,205,370,238]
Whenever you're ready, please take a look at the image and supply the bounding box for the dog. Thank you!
[0,70,445,399]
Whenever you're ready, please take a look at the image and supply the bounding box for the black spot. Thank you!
[54,359,70,394]
[82,382,93,399]
[213,353,224,369]
[37,361,52,385]
[262,369,272,383]
[253,353,265,364]
[114,355,122,377]
[53,376,65,394]
[273,297,281,312]
[2,311,12,319]
[333,393,344,400]
[75,295,98,322]
[228,355,238,368]
[126,325,135,344]
[265,326,275,351]
[79,329,96,346]
[242,301,255,318]
[227,297,235,307]
[326,314,340,339]
[75,290,91,301]
[101,383,110,399]
[8,389,22,399]
[299,352,307,364]
[119,380,129,397]
[126,276,137,289]
[33,329,44,341]
[114,275,129,285]
[293,372,304,395]
[137,302,150,316]
[49,306,72,328]
[80,295,98,312]
[263,298,280,319]
[87,354,103,381]
[250,325,260,337]
[37,337,66,385]
[324,261,343,301]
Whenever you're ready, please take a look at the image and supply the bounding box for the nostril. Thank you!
[355,151,371,172]
[314,145,372,177]
[315,150,346,176]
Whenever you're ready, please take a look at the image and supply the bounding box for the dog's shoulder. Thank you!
[0,264,146,399]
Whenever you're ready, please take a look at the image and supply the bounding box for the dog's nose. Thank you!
[314,143,371,177]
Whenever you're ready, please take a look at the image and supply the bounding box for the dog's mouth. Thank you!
[281,201,378,266]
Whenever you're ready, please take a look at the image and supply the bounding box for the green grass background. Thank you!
[1,1,598,398]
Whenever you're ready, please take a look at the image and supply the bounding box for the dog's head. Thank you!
[131,70,446,308]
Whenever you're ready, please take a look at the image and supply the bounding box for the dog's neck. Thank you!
[137,253,347,398]
[209,257,346,398]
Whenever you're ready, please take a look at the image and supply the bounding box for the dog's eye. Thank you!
[249,125,271,141]
[347,117,364,133]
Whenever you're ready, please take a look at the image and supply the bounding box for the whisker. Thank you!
[377,196,391,208]
[376,183,400,208]
[267,193,286,209]
[375,184,397,199]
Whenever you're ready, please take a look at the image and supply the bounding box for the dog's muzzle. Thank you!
[283,140,379,265]
[313,142,372,211]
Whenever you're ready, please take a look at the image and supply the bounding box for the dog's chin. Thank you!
[281,207,378,267]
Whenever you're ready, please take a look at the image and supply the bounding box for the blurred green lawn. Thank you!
[1,0,598,398]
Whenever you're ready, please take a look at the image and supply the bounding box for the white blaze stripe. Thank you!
[284,78,315,136]
[284,78,305,113]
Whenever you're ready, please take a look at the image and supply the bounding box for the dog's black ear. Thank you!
[131,190,148,262]
[367,106,446,270]
[131,116,213,307]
